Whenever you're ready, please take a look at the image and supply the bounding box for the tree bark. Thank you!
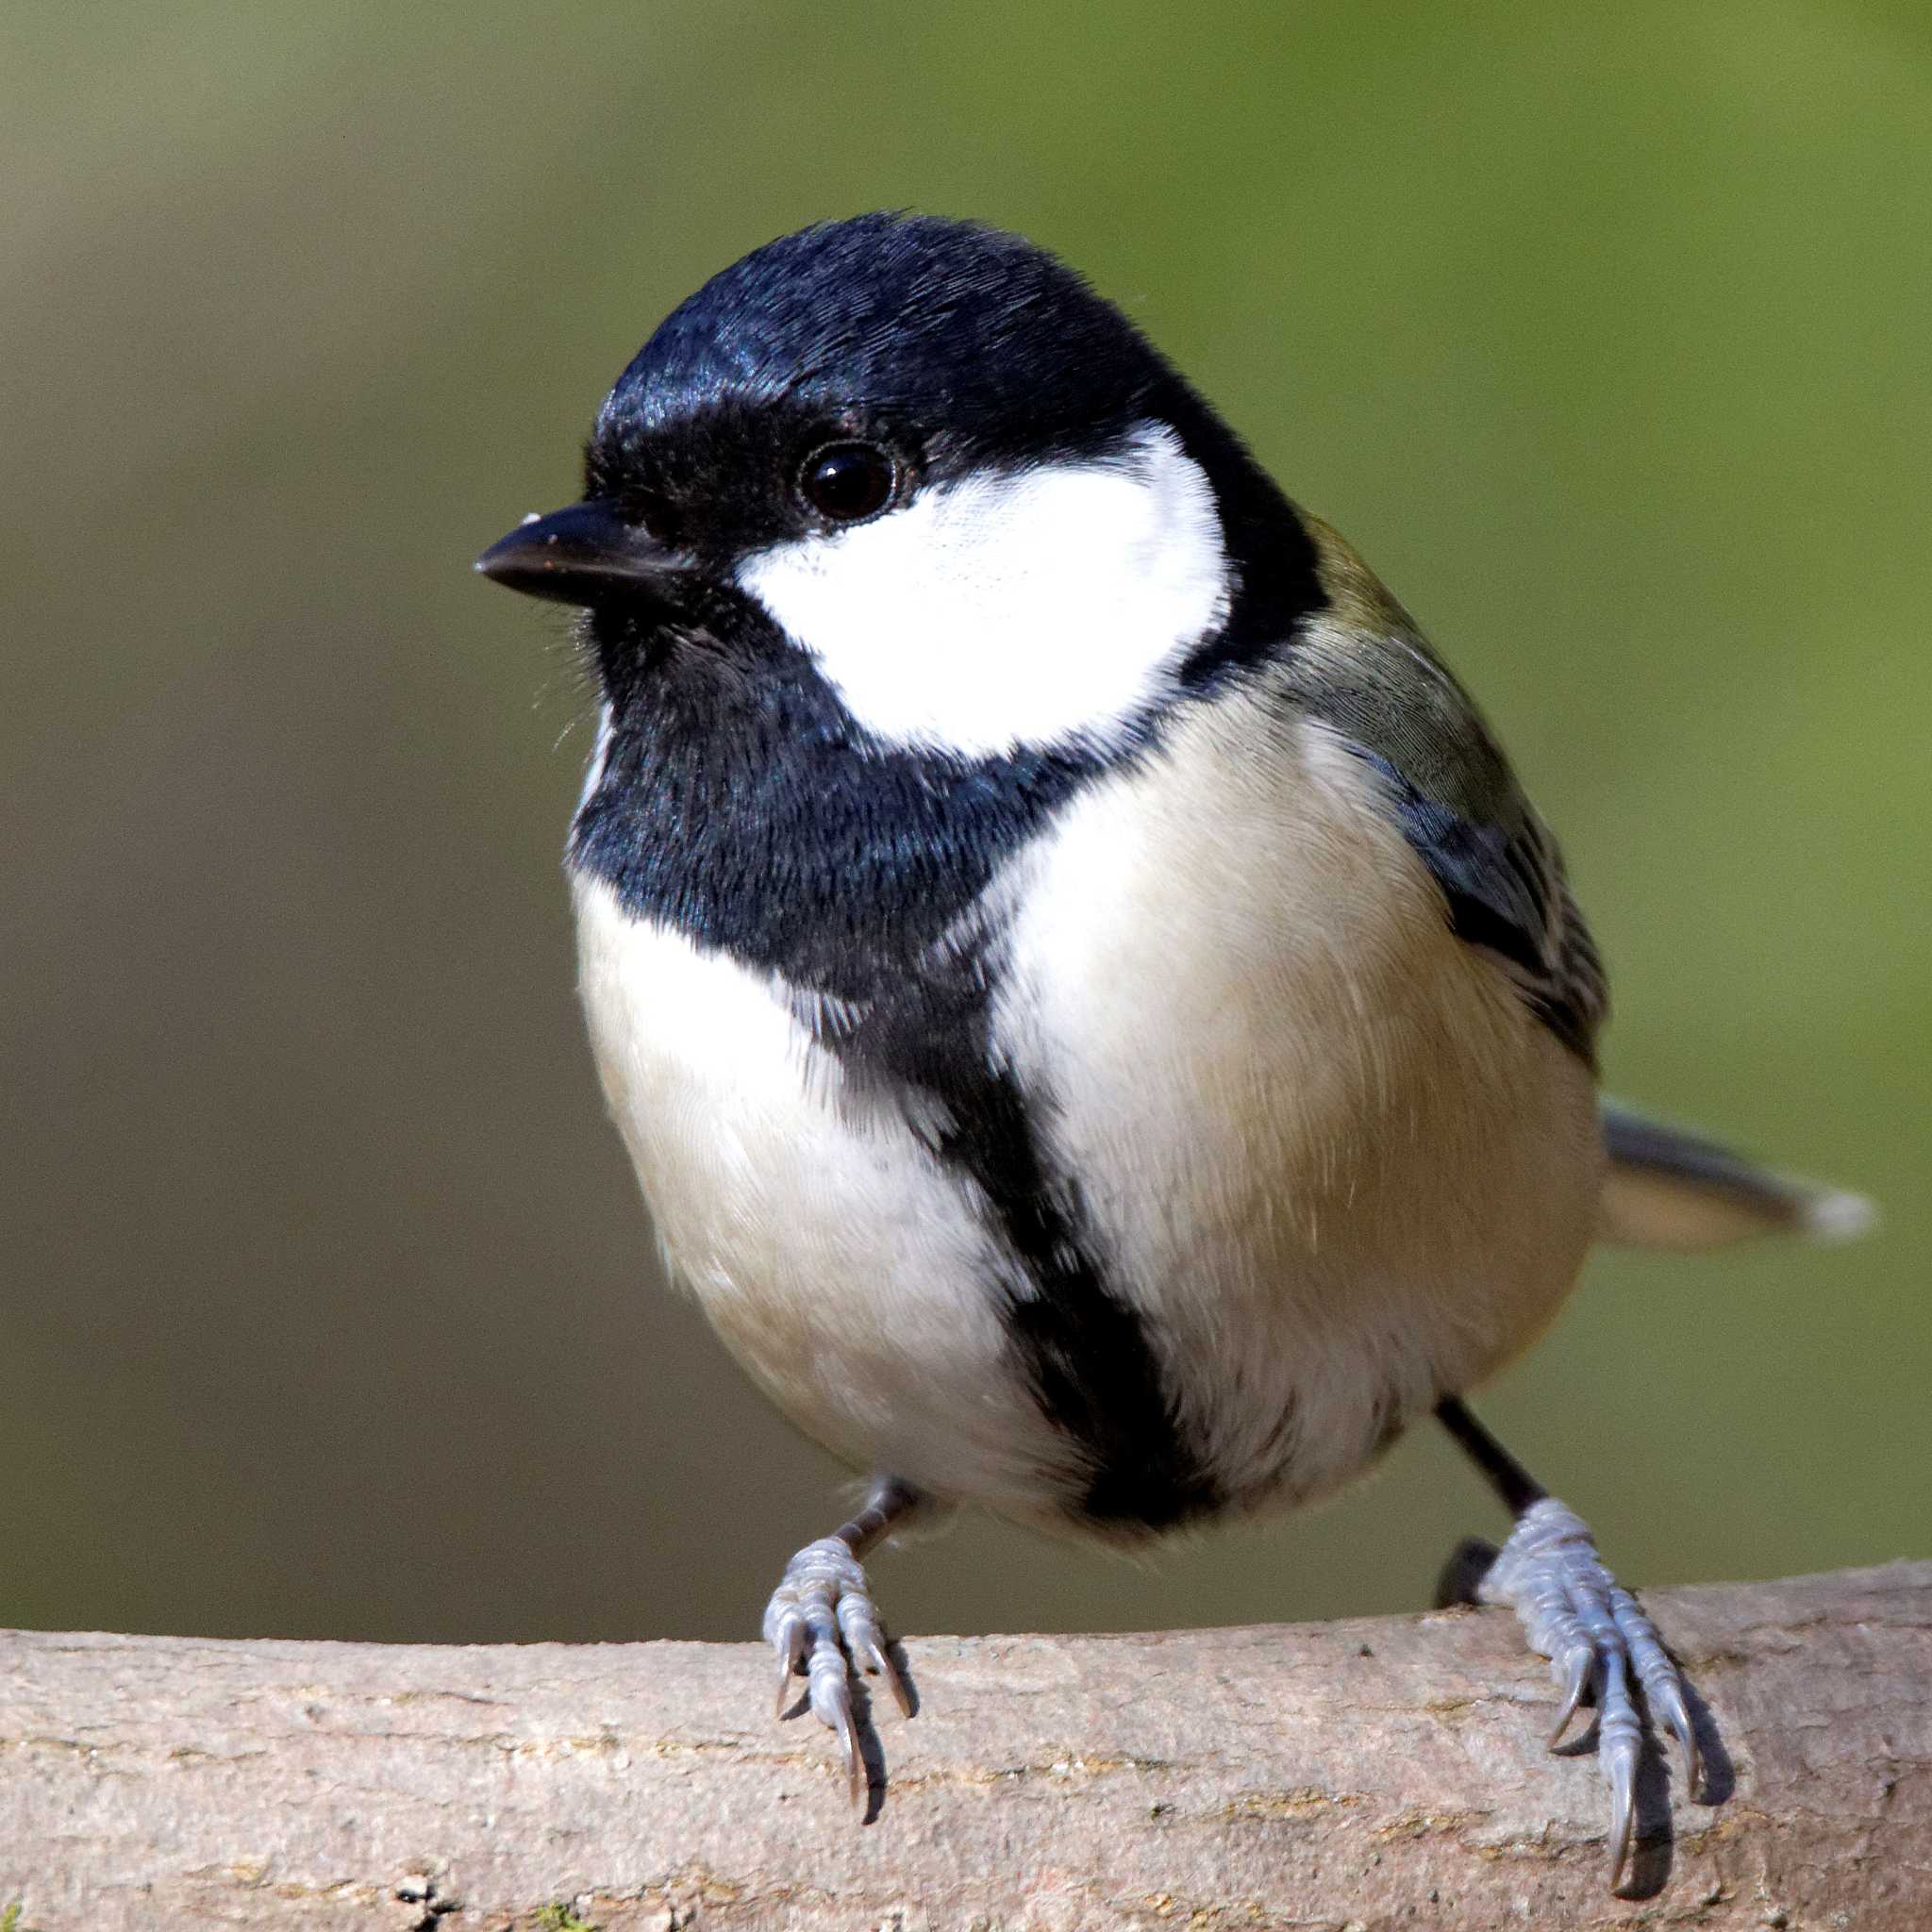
[2,1560,1927,1931]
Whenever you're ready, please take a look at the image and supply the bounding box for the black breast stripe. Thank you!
[878,991,1222,1531]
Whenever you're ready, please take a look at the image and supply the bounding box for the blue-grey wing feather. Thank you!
[1274,511,1608,1064]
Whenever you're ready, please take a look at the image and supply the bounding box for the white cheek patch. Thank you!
[736,422,1229,756]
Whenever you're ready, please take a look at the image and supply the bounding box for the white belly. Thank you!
[573,692,1602,1532]
[573,872,1079,1514]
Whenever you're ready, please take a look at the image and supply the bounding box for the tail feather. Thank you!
[1599,1098,1877,1252]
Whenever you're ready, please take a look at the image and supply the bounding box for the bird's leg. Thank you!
[762,1475,923,1806]
[1434,1397,1700,1892]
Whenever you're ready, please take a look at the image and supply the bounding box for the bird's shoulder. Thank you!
[1250,509,1607,1063]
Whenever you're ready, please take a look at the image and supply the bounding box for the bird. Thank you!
[475,211,1873,1890]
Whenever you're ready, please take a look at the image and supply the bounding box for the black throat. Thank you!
[570,593,1109,993]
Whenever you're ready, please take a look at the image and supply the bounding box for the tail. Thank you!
[1598,1098,1878,1252]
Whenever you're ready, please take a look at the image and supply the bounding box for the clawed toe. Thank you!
[1480,1498,1700,1890]
[763,1533,907,1806]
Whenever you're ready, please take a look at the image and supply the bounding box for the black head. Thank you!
[478,214,1321,743]
[579,211,1179,558]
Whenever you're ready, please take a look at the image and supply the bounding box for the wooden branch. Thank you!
[2,1561,1927,1930]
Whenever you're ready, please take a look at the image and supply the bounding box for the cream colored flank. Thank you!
[992,691,1602,1514]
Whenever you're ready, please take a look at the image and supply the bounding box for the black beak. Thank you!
[475,500,683,607]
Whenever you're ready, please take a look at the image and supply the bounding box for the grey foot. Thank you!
[1480,1498,1700,1890]
[762,1536,910,1806]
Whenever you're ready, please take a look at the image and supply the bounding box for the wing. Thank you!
[1274,510,1607,1065]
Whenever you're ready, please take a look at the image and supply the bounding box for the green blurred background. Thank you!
[4,1,1927,1649]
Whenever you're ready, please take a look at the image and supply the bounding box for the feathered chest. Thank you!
[568,682,1602,1532]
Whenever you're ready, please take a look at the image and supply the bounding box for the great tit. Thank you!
[477,211,1872,1890]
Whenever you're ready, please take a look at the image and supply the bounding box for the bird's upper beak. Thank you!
[475,500,684,607]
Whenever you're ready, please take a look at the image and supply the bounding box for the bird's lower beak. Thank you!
[475,500,684,607]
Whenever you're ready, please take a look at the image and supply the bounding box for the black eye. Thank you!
[630,488,683,547]
[797,441,895,523]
